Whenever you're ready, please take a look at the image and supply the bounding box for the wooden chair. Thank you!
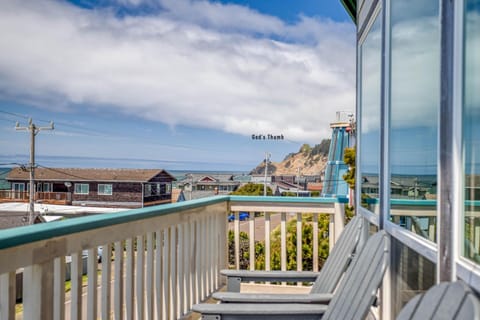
[397,280,480,320]
[214,215,363,304]
[192,230,390,320]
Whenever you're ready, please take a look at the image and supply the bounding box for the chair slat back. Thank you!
[323,230,390,320]
[311,215,363,294]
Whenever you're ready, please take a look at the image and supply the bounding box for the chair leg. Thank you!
[227,277,242,292]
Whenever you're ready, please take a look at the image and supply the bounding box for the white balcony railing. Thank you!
[0,195,346,320]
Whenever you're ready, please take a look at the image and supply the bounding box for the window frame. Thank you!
[74,183,89,195]
[98,184,113,196]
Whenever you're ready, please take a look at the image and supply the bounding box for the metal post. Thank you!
[264,152,270,196]
[297,167,300,197]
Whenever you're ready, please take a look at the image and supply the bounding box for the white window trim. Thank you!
[98,184,113,196]
[74,183,89,195]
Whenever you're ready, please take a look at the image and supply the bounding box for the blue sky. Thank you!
[0,0,355,171]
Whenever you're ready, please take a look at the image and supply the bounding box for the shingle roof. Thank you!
[179,174,234,183]
[7,168,176,183]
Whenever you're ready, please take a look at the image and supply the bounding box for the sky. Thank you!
[0,0,355,172]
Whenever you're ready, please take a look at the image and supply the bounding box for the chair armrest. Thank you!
[221,270,320,281]
[220,270,320,292]
[192,303,328,320]
[212,292,334,304]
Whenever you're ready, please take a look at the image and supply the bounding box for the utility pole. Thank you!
[264,152,271,196]
[16,118,54,225]
[297,167,300,197]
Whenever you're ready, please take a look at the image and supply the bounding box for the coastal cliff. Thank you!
[249,140,330,176]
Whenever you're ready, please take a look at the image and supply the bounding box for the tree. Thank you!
[343,147,355,189]
[343,147,356,221]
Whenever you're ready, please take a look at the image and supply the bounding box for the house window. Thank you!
[144,184,152,197]
[43,183,52,192]
[12,183,25,192]
[389,0,439,242]
[98,184,112,195]
[74,183,89,194]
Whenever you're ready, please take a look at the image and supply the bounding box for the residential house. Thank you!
[3,168,176,208]
[178,173,241,200]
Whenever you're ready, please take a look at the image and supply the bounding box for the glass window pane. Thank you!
[75,183,89,194]
[463,0,480,263]
[360,12,382,213]
[389,0,440,241]
[390,237,436,316]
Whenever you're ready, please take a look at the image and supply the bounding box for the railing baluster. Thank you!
[313,214,319,272]
[210,214,216,292]
[220,211,228,284]
[87,248,98,320]
[177,223,185,316]
[265,212,271,272]
[169,226,177,319]
[281,212,287,272]
[155,231,164,319]
[125,238,134,320]
[195,219,201,303]
[205,215,212,294]
[101,244,112,320]
[297,212,303,275]
[249,212,255,271]
[70,252,83,320]
[193,219,199,304]
[184,221,192,312]
[162,229,170,319]
[0,271,15,320]
[146,232,154,320]
[234,212,240,269]
[213,213,220,289]
[53,257,65,320]
[201,216,207,299]
[136,235,145,320]
[114,241,124,320]
[329,214,335,252]
[24,261,54,320]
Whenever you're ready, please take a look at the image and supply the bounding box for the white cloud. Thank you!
[0,0,355,143]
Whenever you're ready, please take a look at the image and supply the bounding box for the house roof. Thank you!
[0,168,11,190]
[179,174,234,183]
[7,167,176,183]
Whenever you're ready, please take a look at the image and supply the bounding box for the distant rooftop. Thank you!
[7,167,176,182]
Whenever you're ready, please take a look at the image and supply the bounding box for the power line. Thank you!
[0,110,29,119]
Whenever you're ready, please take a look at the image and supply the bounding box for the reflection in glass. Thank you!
[389,0,439,241]
[360,13,382,213]
[464,1,480,263]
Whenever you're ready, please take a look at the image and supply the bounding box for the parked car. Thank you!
[228,212,250,222]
